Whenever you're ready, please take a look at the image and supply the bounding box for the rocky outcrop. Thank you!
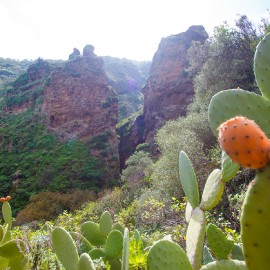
[142,25,208,143]
[42,46,119,179]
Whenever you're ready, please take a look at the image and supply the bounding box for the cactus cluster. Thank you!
[52,211,129,270]
[208,32,270,270]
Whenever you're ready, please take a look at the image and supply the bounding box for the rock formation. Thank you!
[142,25,208,143]
[42,45,119,179]
[118,26,208,168]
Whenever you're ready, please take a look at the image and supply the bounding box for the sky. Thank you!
[0,0,269,61]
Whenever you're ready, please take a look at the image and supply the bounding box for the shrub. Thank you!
[14,189,96,225]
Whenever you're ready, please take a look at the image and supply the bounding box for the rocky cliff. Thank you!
[142,25,208,143]
[41,47,119,179]
[119,26,208,167]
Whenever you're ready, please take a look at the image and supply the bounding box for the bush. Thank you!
[14,189,96,225]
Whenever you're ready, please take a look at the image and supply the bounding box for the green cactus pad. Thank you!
[104,230,123,259]
[89,248,105,260]
[241,165,270,270]
[200,169,224,211]
[0,226,3,243]
[52,227,79,270]
[185,201,192,223]
[121,228,129,270]
[108,258,121,270]
[2,202,12,230]
[100,211,113,237]
[8,255,27,270]
[78,253,96,270]
[1,227,11,245]
[231,244,244,261]
[203,246,214,265]
[81,221,107,246]
[200,259,247,269]
[0,239,24,258]
[206,224,234,260]
[147,239,192,270]
[179,151,200,208]
[254,32,270,100]
[112,223,125,235]
[208,89,270,137]
[186,207,206,270]
[221,151,240,182]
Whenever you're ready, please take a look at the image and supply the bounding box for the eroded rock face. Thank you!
[142,25,208,143]
[42,54,119,178]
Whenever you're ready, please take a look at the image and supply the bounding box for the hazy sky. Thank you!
[0,0,269,61]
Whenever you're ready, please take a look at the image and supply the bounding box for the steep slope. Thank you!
[0,47,120,213]
[118,26,208,167]
[142,25,208,143]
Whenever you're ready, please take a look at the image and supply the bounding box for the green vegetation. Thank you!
[0,13,269,270]
[0,111,107,215]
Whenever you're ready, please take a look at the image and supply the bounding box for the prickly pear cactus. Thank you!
[200,169,224,210]
[254,32,270,100]
[221,151,240,182]
[147,239,192,270]
[208,89,270,138]
[186,207,205,270]
[78,253,96,270]
[241,165,270,270]
[81,221,107,246]
[121,228,129,270]
[200,259,247,269]
[104,230,123,259]
[206,224,234,260]
[231,244,244,261]
[218,116,270,169]
[179,151,200,208]
[52,227,79,270]
[100,211,113,236]
[208,31,270,270]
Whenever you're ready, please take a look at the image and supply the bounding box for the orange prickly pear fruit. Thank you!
[218,116,270,169]
[0,197,5,203]
[5,196,11,201]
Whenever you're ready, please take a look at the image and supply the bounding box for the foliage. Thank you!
[152,111,215,198]
[188,15,262,114]
[0,111,107,215]
[14,190,96,226]
[121,151,153,192]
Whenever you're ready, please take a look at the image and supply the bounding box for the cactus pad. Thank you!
[2,202,12,230]
[200,259,247,269]
[200,169,224,210]
[231,244,244,261]
[186,207,206,270]
[241,165,270,270]
[78,253,96,270]
[179,151,200,208]
[185,201,192,223]
[208,89,270,138]
[121,228,129,270]
[100,211,113,236]
[147,239,192,270]
[52,227,79,270]
[104,230,123,259]
[206,224,234,260]
[203,246,214,265]
[81,221,107,246]
[221,151,240,182]
[89,248,105,260]
[112,223,125,235]
[254,32,270,100]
